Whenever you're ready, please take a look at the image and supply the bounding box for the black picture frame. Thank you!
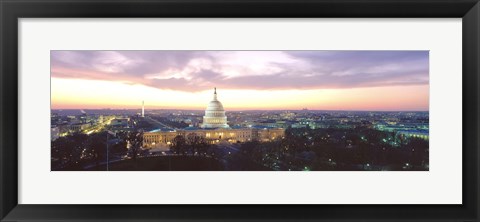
[1,0,479,221]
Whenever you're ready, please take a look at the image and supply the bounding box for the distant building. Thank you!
[51,126,60,141]
[54,122,90,137]
[254,120,278,128]
[397,130,429,140]
[291,123,308,128]
[309,121,329,129]
[68,123,90,132]
[110,118,129,127]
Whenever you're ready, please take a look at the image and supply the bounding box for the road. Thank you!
[145,116,174,129]
[83,116,115,135]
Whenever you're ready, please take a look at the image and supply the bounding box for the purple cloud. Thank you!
[51,50,429,91]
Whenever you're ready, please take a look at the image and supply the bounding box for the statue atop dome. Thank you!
[213,87,217,101]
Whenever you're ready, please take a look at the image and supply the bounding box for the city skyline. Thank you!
[51,50,429,111]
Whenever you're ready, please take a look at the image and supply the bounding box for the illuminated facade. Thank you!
[143,127,284,148]
[397,130,429,140]
[143,88,285,149]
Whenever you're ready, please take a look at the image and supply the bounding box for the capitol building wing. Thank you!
[143,88,285,149]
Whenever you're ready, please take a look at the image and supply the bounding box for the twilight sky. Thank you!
[51,50,429,111]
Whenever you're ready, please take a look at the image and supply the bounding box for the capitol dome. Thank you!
[201,88,229,129]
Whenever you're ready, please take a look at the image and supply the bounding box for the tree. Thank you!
[407,138,429,168]
[170,135,186,155]
[126,131,143,160]
[186,133,204,155]
[51,133,87,170]
[85,133,106,167]
[197,138,210,156]
[51,137,74,169]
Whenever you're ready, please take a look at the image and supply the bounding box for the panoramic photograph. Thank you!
[51,50,429,171]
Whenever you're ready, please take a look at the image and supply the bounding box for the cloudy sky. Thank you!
[51,50,429,111]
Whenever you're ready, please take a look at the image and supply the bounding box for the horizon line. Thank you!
[51,108,429,112]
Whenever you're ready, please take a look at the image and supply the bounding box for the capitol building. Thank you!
[201,88,229,129]
[143,88,285,149]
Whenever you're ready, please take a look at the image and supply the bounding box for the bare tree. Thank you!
[86,133,106,167]
[127,131,144,160]
[186,133,204,155]
[170,135,187,155]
